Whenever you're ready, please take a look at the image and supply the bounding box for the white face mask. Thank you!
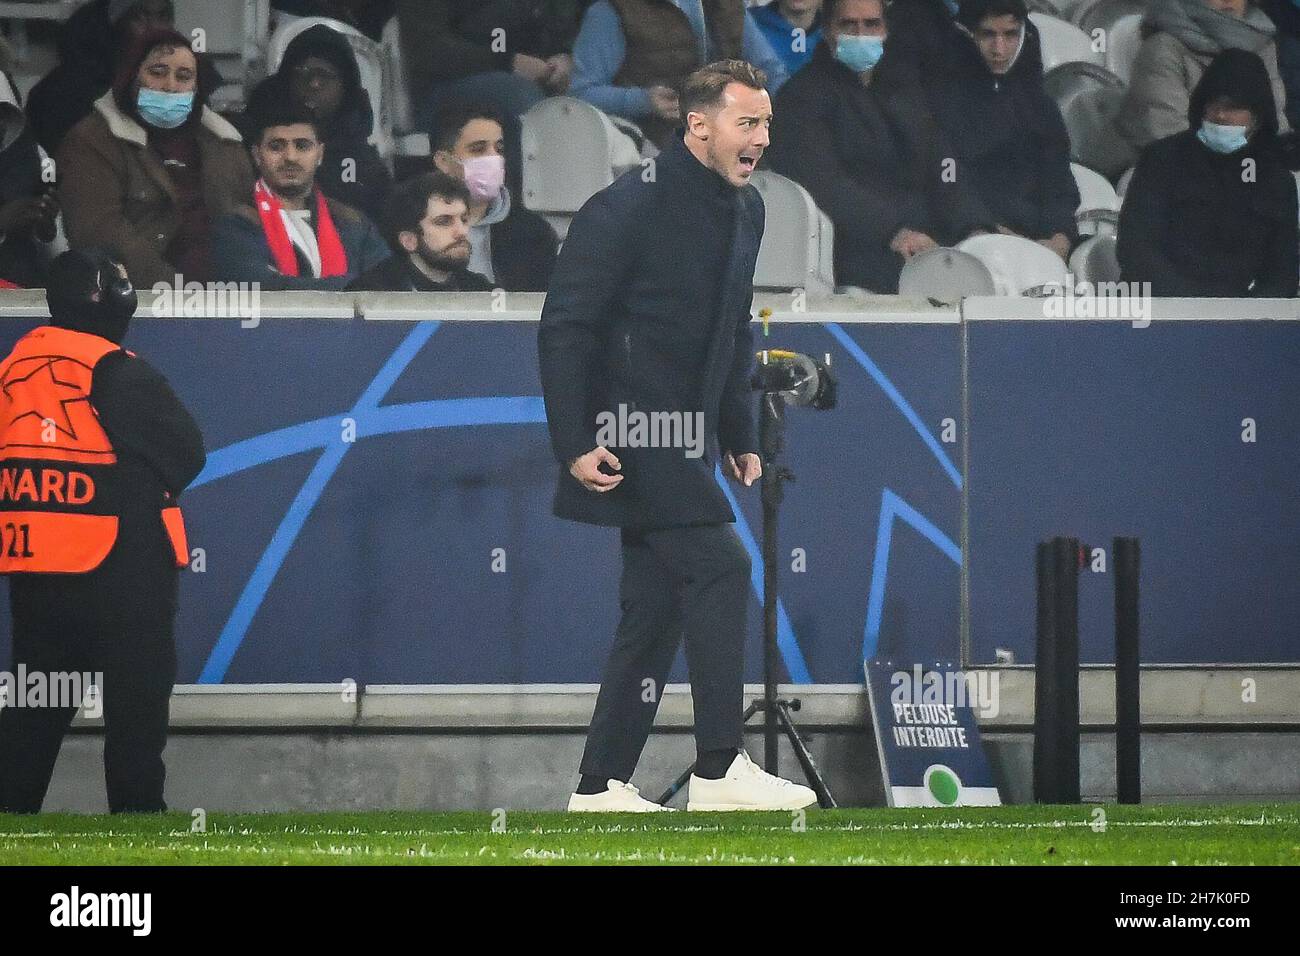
[461,154,505,202]
[1197,119,1251,154]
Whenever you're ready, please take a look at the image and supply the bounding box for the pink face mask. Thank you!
[462,155,505,202]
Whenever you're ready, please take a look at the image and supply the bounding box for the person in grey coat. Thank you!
[1116,0,1291,157]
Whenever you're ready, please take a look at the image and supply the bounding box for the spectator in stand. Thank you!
[211,104,389,290]
[570,0,788,147]
[751,1,823,75]
[0,71,60,288]
[56,29,252,288]
[1262,0,1300,129]
[1118,49,1298,296]
[431,106,559,292]
[394,0,585,126]
[878,0,982,94]
[348,172,493,291]
[26,0,175,156]
[930,0,1079,261]
[766,0,993,292]
[244,24,392,222]
[1116,0,1290,156]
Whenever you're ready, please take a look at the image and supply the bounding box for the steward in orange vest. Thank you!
[0,250,205,813]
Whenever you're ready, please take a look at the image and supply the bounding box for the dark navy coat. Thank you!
[537,134,763,529]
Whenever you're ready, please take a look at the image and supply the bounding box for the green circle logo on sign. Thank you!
[924,765,962,806]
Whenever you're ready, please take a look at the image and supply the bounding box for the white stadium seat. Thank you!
[1044,61,1134,179]
[1029,12,1104,71]
[1076,0,1145,84]
[380,17,430,157]
[956,233,1070,296]
[1071,162,1120,236]
[1068,233,1122,285]
[898,247,996,298]
[520,97,642,239]
[749,171,835,293]
[1115,165,1136,202]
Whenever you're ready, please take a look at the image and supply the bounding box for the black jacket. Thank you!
[0,78,52,288]
[488,201,559,292]
[537,135,762,529]
[347,254,494,291]
[929,16,1080,243]
[244,25,393,222]
[25,0,117,155]
[9,333,206,622]
[766,41,993,291]
[395,0,587,85]
[1118,48,1299,297]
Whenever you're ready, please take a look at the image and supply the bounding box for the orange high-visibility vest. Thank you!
[0,325,188,573]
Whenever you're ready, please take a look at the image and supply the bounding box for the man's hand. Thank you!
[725,451,761,487]
[0,196,53,236]
[569,446,623,492]
[889,228,937,259]
[647,85,680,121]
[1038,232,1071,261]
[545,53,573,93]
[513,52,555,85]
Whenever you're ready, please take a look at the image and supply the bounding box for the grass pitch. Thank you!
[1,803,1298,865]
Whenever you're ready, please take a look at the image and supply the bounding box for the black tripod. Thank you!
[656,390,837,808]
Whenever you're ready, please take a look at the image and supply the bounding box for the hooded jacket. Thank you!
[929,0,1080,243]
[55,31,254,288]
[766,39,996,291]
[243,24,392,221]
[1117,48,1299,296]
[1116,0,1290,153]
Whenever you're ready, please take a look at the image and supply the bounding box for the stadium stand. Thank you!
[1028,11,1104,70]
[897,246,997,297]
[1074,0,1145,83]
[1071,161,1121,236]
[1044,60,1133,178]
[749,169,835,292]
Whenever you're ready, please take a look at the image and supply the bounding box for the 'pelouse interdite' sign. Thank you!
[864,659,1002,807]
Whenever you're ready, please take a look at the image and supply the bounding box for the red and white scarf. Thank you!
[254,178,347,278]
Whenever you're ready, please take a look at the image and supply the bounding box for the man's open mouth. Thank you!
[738,155,757,172]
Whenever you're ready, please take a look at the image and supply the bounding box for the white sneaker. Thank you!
[567,779,675,812]
[687,751,818,811]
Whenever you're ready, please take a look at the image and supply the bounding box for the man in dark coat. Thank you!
[765,0,994,291]
[930,0,1080,260]
[538,60,816,813]
[243,23,392,222]
[1118,48,1299,296]
[25,0,175,155]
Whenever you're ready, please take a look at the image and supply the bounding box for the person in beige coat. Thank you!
[1116,0,1290,156]
[56,28,252,289]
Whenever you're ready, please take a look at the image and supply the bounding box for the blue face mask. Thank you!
[942,0,961,15]
[136,88,194,129]
[1197,119,1250,154]
[834,34,886,73]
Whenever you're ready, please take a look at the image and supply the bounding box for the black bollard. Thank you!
[1114,537,1141,804]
